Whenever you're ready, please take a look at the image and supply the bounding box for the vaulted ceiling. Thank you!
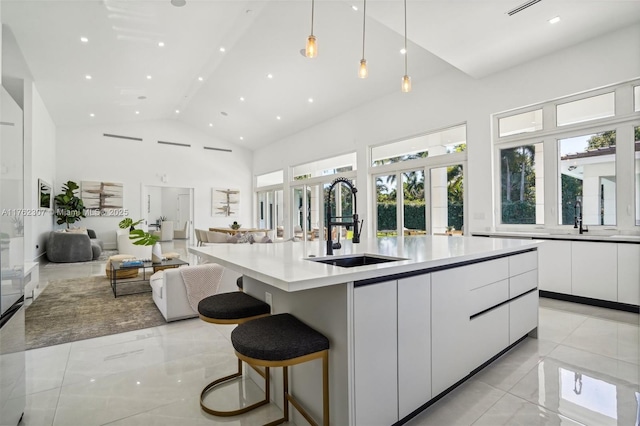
[3,0,639,150]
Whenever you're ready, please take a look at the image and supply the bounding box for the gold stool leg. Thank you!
[200,358,270,417]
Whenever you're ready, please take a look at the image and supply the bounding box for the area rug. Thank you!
[42,250,119,268]
[25,275,166,350]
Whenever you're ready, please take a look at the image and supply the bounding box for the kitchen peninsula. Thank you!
[190,236,541,425]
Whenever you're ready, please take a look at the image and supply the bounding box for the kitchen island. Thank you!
[190,236,541,425]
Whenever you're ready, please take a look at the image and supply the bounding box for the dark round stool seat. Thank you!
[236,276,243,290]
[232,313,330,361]
[198,292,270,321]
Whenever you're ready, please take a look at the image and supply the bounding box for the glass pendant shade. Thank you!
[306,35,317,58]
[401,74,411,93]
[359,59,368,79]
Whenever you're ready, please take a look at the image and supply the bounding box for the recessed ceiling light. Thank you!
[549,16,561,24]
[198,76,203,81]
[276,116,281,120]
[239,136,244,140]
[239,97,245,101]
[219,47,226,53]
[175,109,180,114]
[80,36,89,43]
[400,48,407,55]
[267,73,274,79]
[308,98,314,103]
[85,74,92,80]
[135,111,140,115]
[146,75,152,80]
[209,123,213,127]
[158,41,165,47]
[351,5,358,11]
[89,113,95,117]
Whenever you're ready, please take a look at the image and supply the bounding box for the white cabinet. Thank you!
[397,275,431,419]
[538,240,572,293]
[509,291,538,344]
[353,280,398,425]
[431,269,470,396]
[571,242,617,302]
[618,244,640,305]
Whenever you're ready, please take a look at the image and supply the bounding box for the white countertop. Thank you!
[472,231,640,243]
[189,236,541,292]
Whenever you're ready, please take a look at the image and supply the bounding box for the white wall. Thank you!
[253,24,640,236]
[56,119,252,249]
[26,83,55,261]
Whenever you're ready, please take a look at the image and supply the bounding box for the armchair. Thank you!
[174,221,188,239]
[149,264,242,322]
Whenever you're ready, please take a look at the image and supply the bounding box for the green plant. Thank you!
[119,218,143,231]
[128,229,159,246]
[54,180,85,228]
[230,221,241,230]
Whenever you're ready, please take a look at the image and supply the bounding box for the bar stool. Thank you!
[198,291,271,416]
[231,313,330,426]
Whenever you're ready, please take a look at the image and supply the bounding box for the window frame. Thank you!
[492,79,640,231]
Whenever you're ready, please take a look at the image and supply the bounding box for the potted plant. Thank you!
[230,221,241,230]
[54,180,85,228]
[129,228,162,262]
[119,217,143,231]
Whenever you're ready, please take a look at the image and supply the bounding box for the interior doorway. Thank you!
[142,185,194,243]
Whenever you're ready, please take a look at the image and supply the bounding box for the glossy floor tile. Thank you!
[407,299,640,426]
[22,251,640,425]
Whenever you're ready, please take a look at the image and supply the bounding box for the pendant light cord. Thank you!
[404,0,408,74]
[361,0,366,59]
[311,0,315,35]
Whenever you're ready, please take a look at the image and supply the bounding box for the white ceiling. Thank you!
[2,0,639,151]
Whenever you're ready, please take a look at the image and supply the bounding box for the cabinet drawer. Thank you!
[509,291,538,344]
[510,270,538,298]
[509,251,537,276]
[433,258,508,291]
[468,304,509,371]
[468,279,509,317]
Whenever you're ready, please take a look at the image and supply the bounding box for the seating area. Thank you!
[46,229,103,263]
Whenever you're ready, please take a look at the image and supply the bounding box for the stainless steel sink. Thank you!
[306,254,407,268]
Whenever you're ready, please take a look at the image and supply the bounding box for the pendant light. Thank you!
[358,0,368,78]
[401,0,411,92]
[305,0,317,58]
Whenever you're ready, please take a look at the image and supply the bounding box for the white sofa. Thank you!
[149,265,242,322]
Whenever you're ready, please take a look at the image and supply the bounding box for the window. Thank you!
[256,170,283,188]
[257,189,283,232]
[371,124,466,166]
[499,109,542,137]
[559,131,616,226]
[376,174,398,236]
[402,170,426,235]
[557,92,615,127]
[500,143,544,224]
[431,165,464,234]
[292,152,356,181]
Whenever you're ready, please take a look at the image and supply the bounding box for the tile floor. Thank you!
[21,241,640,425]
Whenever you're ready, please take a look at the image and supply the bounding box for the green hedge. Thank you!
[501,201,536,224]
[376,203,464,231]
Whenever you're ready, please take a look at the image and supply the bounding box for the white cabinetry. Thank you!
[571,242,617,302]
[538,240,572,293]
[618,244,640,305]
[398,275,431,419]
[353,280,398,425]
[353,275,432,424]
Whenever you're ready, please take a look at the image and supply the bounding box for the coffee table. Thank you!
[109,258,189,297]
